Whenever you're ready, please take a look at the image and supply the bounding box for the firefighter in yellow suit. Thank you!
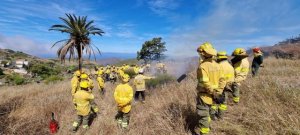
[194,42,226,135]
[231,48,250,103]
[72,80,99,132]
[71,70,81,96]
[114,74,133,129]
[133,69,154,103]
[96,69,105,95]
[211,51,235,119]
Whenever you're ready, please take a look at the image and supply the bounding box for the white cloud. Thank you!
[147,0,179,14]
[166,0,300,57]
[0,34,56,57]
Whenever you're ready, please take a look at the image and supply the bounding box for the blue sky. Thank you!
[0,0,300,58]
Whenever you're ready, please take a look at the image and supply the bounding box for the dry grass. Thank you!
[0,57,300,135]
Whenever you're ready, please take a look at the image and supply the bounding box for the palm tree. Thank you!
[49,14,104,71]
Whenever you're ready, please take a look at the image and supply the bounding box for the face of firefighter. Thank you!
[198,52,206,60]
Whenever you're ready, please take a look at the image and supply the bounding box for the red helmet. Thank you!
[253,47,260,53]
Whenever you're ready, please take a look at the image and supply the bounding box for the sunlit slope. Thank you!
[0,57,299,135]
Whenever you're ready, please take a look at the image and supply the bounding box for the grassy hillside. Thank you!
[0,57,299,135]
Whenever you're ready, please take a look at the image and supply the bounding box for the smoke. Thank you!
[164,57,198,78]
[143,57,198,79]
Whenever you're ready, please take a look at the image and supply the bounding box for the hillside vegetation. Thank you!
[0,57,300,135]
[258,35,300,59]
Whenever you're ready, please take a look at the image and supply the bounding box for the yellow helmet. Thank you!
[97,70,103,76]
[197,42,217,56]
[80,81,90,88]
[74,70,81,76]
[121,74,130,82]
[80,73,89,79]
[217,51,228,59]
[232,48,247,56]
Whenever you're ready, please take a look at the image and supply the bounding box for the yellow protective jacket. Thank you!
[105,69,111,74]
[197,58,226,105]
[233,57,249,83]
[97,69,104,76]
[114,83,133,113]
[97,76,104,89]
[71,76,80,96]
[133,67,140,74]
[134,74,153,91]
[219,60,235,88]
[118,69,125,77]
[74,90,95,116]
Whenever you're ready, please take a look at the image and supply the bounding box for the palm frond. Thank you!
[51,39,68,48]
[50,13,105,64]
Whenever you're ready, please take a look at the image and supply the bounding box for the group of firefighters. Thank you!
[69,42,263,134]
[195,42,263,135]
[70,62,167,132]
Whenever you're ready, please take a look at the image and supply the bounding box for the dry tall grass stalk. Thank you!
[0,57,299,135]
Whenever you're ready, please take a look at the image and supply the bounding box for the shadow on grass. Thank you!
[183,104,199,134]
[166,102,199,134]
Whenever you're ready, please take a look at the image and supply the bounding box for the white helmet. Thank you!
[138,69,144,74]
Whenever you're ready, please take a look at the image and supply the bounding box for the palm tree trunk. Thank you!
[78,45,83,72]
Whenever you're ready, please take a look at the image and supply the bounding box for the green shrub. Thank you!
[29,62,62,79]
[146,73,175,88]
[67,65,77,72]
[124,68,137,78]
[45,75,64,84]
[6,73,26,85]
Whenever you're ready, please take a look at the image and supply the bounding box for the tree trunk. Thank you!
[78,45,83,72]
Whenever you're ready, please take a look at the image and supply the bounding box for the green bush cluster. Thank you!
[6,73,26,85]
[146,73,175,88]
[67,65,77,72]
[29,62,62,79]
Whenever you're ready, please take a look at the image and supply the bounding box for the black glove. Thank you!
[214,92,225,104]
